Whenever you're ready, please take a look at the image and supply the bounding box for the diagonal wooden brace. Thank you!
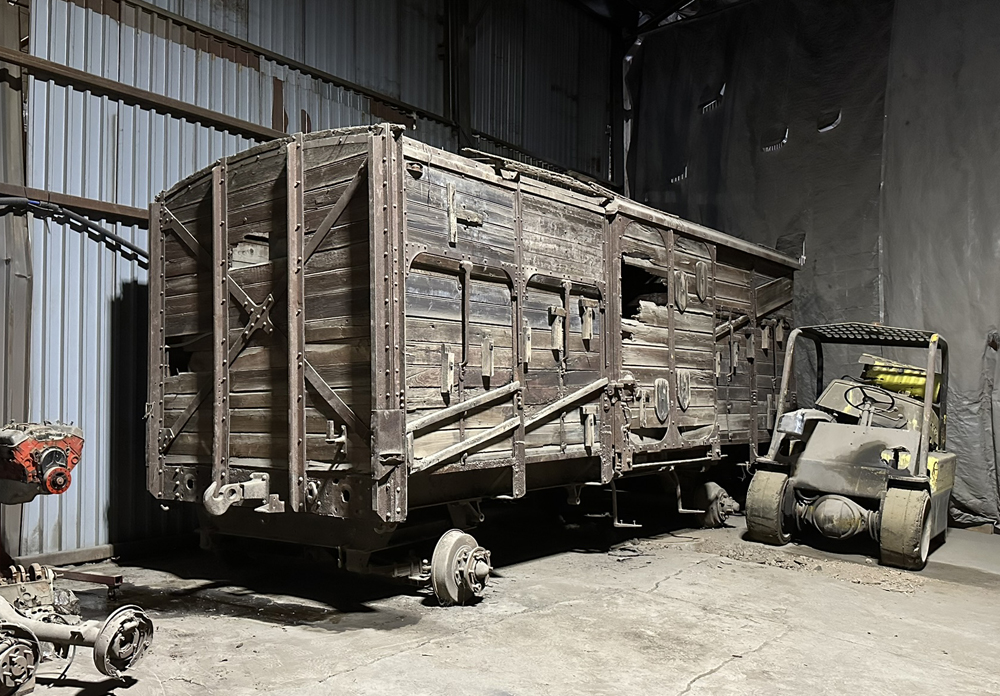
[163,207,211,266]
[411,417,521,473]
[523,378,609,430]
[162,204,271,328]
[303,360,372,441]
[303,160,368,263]
[406,381,521,434]
[160,293,276,451]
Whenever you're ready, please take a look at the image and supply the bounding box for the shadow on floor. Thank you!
[88,482,715,627]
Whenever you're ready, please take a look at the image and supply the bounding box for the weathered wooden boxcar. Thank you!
[147,125,797,603]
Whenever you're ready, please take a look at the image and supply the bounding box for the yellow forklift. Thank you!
[746,323,955,570]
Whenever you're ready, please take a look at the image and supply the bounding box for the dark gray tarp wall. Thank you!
[627,0,893,400]
[881,0,1000,527]
[627,0,1000,527]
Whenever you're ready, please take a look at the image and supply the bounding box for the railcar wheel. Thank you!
[879,488,932,571]
[746,471,791,545]
[694,482,740,528]
[430,529,492,606]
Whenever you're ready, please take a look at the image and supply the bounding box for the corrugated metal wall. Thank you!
[0,1,33,559]
[471,0,613,177]
[21,0,261,559]
[18,0,614,559]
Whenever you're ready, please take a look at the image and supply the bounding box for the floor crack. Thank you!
[676,626,791,696]
[649,557,711,593]
[315,595,592,685]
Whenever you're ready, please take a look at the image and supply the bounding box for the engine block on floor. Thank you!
[0,423,83,504]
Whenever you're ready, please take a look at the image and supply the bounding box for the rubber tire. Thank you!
[746,471,792,545]
[879,488,932,571]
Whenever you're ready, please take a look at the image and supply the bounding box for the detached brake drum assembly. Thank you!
[0,424,155,693]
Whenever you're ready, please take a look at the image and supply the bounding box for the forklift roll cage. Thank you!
[771,322,949,478]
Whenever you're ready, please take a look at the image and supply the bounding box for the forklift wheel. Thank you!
[746,471,791,545]
[879,488,932,571]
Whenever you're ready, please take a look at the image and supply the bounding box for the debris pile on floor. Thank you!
[689,535,925,594]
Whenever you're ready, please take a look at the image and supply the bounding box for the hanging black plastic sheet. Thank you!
[881,0,1000,528]
[627,0,1000,527]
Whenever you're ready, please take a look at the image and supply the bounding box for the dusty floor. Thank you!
[32,502,1000,696]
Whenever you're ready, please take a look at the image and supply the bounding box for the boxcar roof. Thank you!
[157,125,801,272]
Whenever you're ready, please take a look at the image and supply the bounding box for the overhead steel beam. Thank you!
[0,45,282,141]
[0,182,148,226]
[633,1,694,35]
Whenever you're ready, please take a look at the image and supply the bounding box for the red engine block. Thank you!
[0,423,84,496]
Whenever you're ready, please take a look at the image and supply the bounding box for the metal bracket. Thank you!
[580,298,598,341]
[441,346,456,395]
[548,306,566,352]
[654,377,670,422]
[457,208,483,226]
[326,421,348,458]
[582,405,598,449]
[158,428,174,449]
[203,472,284,516]
[524,322,533,366]
[447,183,458,245]
[481,335,494,379]
[255,494,286,514]
[664,468,706,515]
[611,480,641,529]
[447,500,485,528]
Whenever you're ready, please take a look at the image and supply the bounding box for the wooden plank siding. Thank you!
[149,125,798,530]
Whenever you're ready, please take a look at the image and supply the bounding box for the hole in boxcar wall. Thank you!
[167,341,195,375]
[621,261,669,318]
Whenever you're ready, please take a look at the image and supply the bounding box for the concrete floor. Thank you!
[34,507,1000,696]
